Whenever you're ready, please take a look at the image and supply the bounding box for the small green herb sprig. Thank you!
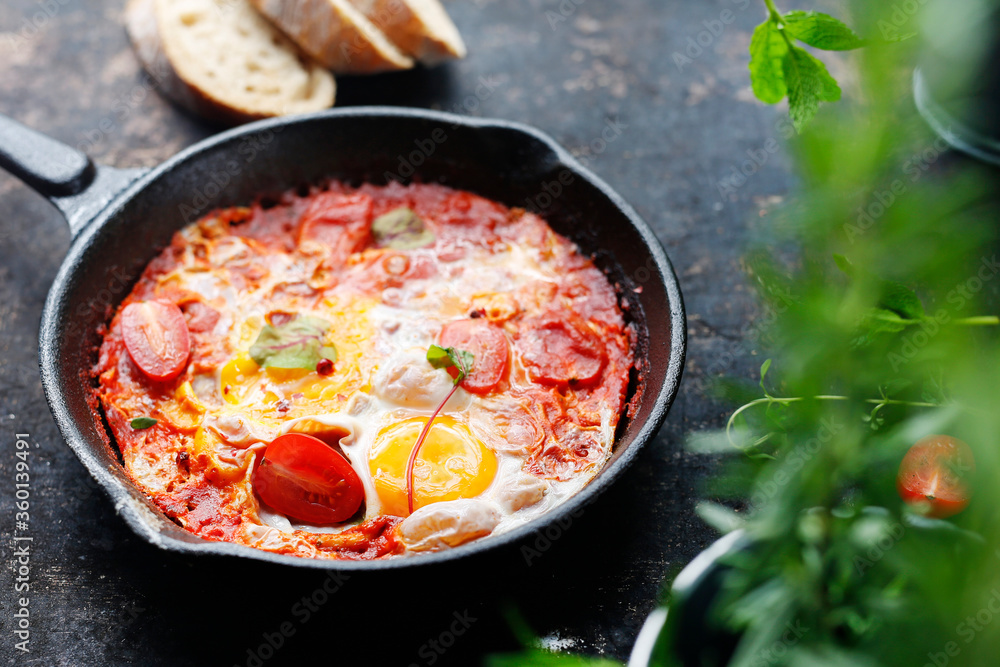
[404,344,474,515]
[749,2,864,129]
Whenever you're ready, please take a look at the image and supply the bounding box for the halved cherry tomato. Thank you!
[121,300,191,382]
[252,433,364,524]
[518,318,605,388]
[439,319,509,394]
[897,435,975,518]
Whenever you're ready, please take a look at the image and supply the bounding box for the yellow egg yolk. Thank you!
[369,416,497,517]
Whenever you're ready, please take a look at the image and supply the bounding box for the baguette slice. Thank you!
[125,0,336,125]
[348,0,466,65]
[249,0,414,74]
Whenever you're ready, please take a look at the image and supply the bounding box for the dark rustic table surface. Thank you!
[0,0,803,664]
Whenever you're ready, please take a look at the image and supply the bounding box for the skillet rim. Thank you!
[38,106,686,570]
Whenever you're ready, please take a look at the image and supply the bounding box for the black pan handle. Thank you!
[0,113,147,237]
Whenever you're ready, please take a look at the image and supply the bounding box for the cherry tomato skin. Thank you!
[439,319,509,394]
[896,435,975,519]
[518,319,605,388]
[120,300,191,382]
[252,433,364,524]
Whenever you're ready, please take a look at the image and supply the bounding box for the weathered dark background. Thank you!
[0,0,808,664]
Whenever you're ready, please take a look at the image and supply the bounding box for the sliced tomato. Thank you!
[252,433,364,524]
[439,319,509,394]
[120,300,191,382]
[897,435,975,518]
[518,318,605,388]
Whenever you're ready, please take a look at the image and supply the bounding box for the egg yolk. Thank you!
[219,352,261,405]
[369,416,497,517]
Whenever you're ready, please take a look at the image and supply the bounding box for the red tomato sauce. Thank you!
[93,180,635,560]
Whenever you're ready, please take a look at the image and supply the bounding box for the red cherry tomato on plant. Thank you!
[121,300,191,382]
[252,433,364,524]
[896,435,975,519]
[439,319,509,394]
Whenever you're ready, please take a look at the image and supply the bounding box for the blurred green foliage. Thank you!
[487,1,1000,665]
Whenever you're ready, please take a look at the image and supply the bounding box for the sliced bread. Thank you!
[125,0,336,125]
[347,0,466,65]
[249,0,414,74]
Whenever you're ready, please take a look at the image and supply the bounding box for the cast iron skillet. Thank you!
[0,107,686,570]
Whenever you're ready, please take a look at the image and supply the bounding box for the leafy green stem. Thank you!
[406,344,474,515]
[762,0,794,46]
[953,316,1000,326]
[726,394,939,449]
[763,0,782,22]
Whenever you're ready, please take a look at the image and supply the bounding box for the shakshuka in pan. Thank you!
[94,180,635,560]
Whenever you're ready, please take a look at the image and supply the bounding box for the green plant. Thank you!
[486,1,1000,665]
[748,1,865,129]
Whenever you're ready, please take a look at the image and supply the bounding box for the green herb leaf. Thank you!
[249,315,337,371]
[372,207,435,250]
[427,344,474,385]
[879,279,925,321]
[836,254,925,321]
[782,11,865,50]
[783,45,841,130]
[759,359,772,392]
[749,20,789,104]
[130,417,157,430]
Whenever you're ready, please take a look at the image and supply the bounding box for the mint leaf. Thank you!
[879,280,925,320]
[783,11,864,50]
[749,20,789,104]
[783,46,841,130]
[426,344,453,368]
[372,207,435,250]
[427,344,474,385]
[864,308,915,334]
[836,254,925,329]
[249,315,337,371]
[130,417,157,430]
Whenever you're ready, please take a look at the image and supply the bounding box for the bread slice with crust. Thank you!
[125,0,336,125]
[347,0,466,65]
[248,0,414,74]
